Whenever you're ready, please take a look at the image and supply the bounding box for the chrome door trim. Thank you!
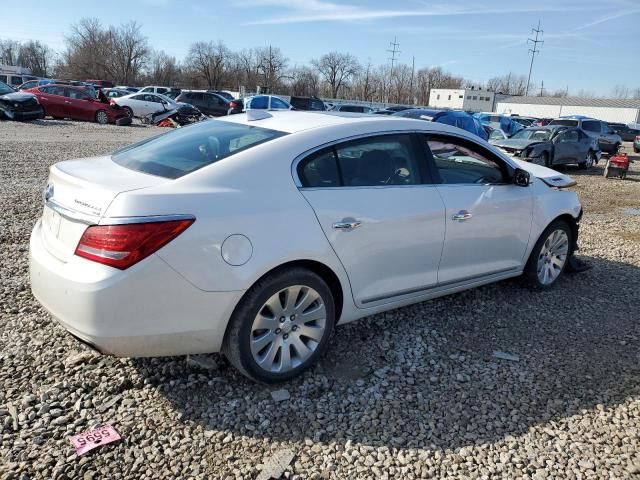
[360,266,519,305]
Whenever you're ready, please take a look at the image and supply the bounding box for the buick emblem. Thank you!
[43,183,54,202]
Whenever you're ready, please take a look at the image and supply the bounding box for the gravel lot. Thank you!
[1,120,639,480]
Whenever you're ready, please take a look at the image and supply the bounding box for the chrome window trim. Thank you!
[291,129,426,188]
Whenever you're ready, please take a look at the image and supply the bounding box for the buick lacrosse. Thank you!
[30,111,582,382]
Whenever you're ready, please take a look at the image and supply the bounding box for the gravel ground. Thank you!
[1,119,639,480]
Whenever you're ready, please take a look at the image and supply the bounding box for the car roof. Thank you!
[216,110,470,135]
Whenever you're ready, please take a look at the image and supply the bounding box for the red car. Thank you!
[27,84,130,125]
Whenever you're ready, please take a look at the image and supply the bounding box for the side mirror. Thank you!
[513,168,530,187]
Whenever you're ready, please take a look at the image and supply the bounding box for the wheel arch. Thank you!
[227,258,345,329]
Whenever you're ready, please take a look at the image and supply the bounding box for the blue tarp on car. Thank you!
[473,113,523,137]
[392,109,488,140]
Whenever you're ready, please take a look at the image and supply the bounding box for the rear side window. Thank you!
[297,134,422,187]
[424,135,506,185]
[112,120,286,179]
[271,97,289,109]
[582,120,601,133]
[249,96,268,109]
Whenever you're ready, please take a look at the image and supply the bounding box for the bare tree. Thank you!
[486,72,527,95]
[0,39,22,65]
[186,41,229,89]
[612,84,632,99]
[108,21,149,85]
[256,45,288,93]
[145,50,180,86]
[312,52,360,98]
[288,66,320,96]
[17,41,54,76]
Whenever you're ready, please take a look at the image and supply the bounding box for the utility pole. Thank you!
[539,80,544,96]
[409,56,415,105]
[525,20,543,97]
[386,37,400,103]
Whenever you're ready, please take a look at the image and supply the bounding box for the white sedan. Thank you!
[30,111,582,382]
[113,92,178,118]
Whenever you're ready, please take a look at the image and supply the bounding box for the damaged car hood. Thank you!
[511,158,577,188]
[493,139,546,150]
[0,91,38,103]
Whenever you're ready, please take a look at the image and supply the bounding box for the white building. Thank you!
[495,96,640,124]
[429,87,496,112]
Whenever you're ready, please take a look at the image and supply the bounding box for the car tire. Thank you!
[223,267,335,383]
[523,220,572,289]
[122,106,133,118]
[95,110,109,125]
[541,152,551,168]
[579,150,595,169]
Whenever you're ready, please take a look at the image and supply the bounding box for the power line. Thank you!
[525,20,543,96]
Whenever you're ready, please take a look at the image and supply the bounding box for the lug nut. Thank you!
[292,325,298,331]
[290,315,296,321]
[283,333,289,340]
[275,328,281,334]
[279,317,285,323]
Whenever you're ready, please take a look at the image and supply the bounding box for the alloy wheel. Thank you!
[250,285,326,373]
[96,110,109,124]
[536,229,569,285]
[585,151,594,168]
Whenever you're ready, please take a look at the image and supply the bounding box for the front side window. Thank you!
[66,88,89,100]
[112,121,286,179]
[425,136,506,185]
[557,130,579,143]
[249,96,268,109]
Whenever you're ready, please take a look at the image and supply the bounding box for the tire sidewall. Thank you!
[227,268,335,383]
[123,106,133,118]
[525,220,573,289]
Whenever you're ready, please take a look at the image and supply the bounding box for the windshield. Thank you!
[511,129,552,141]
[549,119,579,127]
[112,120,286,179]
[0,81,14,95]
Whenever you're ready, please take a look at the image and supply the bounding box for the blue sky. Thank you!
[2,0,639,95]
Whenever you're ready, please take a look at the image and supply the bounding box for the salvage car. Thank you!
[0,80,44,121]
[243,95,291,111]
[492,126,600,169]
[30,111,582,382]
[28,84,130,125]
[548,116,621,154]
[113,92,179,118]
[175,91,240,116]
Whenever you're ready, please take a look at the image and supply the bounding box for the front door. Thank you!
[298,134,446,307]
[553,129,580,164]
[422,134,533,284]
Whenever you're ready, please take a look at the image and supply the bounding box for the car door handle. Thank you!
[452,211,472,221]
[332,221,362,230]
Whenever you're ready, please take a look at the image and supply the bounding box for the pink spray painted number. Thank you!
[70,424,121,455]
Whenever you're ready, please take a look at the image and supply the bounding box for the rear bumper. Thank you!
[29,219,244,357]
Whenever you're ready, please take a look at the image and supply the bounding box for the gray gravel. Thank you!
[1,119,639,479]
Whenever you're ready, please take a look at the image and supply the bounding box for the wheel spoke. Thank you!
[251,331,276,356]
[264,294,285,318]
[300,304,326,324]
[253,313,276,331]
[289,334,313,359]
[279,343,292,371]
[297,324,325,342]
[295,288,320,313]
[284,286,301,313]
[257,337,281,369]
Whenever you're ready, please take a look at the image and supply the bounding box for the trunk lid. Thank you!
[41,155,167,262]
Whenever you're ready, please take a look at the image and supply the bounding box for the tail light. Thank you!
[75,219,194,269]
[229,101,238,109]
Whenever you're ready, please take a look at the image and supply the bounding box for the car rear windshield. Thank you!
[112,120,286,179]
[549,119,579,127]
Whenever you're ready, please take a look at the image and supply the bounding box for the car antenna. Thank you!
[246,110,273,121]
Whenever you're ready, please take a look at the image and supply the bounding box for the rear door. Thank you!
[64,88,94,121]
[206,94,227,116]
[422,134,533,284]
[298,133,446,307]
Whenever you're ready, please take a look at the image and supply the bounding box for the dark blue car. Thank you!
[392,108,488,140]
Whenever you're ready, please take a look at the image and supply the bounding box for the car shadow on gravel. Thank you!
[130,254,640,452]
